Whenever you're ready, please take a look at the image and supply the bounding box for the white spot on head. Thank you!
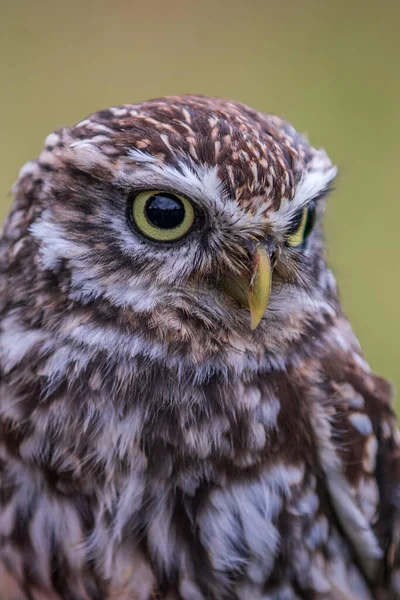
[44,132,60,148]
[66,141,113,173]
[75,118,91,128]
[109,107,129,118]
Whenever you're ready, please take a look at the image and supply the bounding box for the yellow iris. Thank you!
[132,191,195,242]
[287,207,309,247]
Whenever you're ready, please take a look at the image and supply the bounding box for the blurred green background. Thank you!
[0,0,399,404]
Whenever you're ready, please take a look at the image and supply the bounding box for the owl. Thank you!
[0,95,399,600]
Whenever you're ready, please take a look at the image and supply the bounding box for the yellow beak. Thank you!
[221,245,272,329]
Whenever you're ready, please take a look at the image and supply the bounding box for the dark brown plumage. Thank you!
[0,95,399,599]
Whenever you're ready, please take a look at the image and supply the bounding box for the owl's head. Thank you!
[12,96,338,373]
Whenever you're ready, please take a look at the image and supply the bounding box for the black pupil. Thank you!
[303,205,316,239]
[145,194,185,229]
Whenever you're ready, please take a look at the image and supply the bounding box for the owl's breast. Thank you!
[0,321,392,599]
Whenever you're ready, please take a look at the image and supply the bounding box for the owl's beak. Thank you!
[221,245,272,329]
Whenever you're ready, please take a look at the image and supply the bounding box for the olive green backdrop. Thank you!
[1,0,399,404]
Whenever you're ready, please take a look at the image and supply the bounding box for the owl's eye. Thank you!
[131,191,195,242]
[286,205,316,247]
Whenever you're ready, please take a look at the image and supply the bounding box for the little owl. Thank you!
[0,95,399,600]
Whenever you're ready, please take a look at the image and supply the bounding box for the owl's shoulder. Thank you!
[314,340,400,596]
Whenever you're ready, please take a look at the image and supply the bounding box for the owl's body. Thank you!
[0,96,399,600]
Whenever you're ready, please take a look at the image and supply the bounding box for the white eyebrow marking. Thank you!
[291,166,338,211]
[269,160,337,230]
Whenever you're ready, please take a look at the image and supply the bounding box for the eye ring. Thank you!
[286,205,316,247]
[131,190,195,242]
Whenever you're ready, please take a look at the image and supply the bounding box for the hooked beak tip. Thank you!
[220,245,272,330]
[248,246,272,329]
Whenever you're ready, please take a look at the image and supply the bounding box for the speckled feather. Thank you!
[0,95,399,599]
